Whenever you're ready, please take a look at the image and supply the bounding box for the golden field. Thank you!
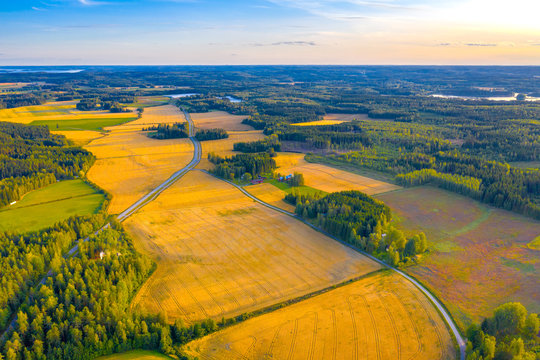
[0,100,135,124]
[184,271,456,360]
[244,183,296,213]
[275,153,400,195]
[291,113,375,126]
[85,105,193,214]
[52,130,104,146]
[190,111,251,131]
[125,170,381,324]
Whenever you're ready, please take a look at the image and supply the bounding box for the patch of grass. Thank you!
[0,180,104,233]
[268,179,327,197]
[501,257,536,273]
[528,235,540,250]
[509,161,540,169]
[30,116,137,131]
[95,350,172,360]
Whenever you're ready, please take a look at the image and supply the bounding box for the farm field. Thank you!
[274,152,400,195]
[376,186,540,329]
[184,271,456,360]
[244,183,296,212]
[85,105,194,214]
[291,113,373,126]
[95,350,172,360]
[190,111,251,131]
[52,130,104,146]
[125,170,381,324]
[0,179,104,233]
[0,100,136,129]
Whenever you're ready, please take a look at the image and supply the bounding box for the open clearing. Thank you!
[95,350,172,360]
[274,153,400,195]
[125,170,381,324]
[184,270,456,360]
[190,111,251,131]
[291,113,373,126]
[376,186,540,329]
[0,179,104,233]
[0,100,135,129]
[85,105,194,214]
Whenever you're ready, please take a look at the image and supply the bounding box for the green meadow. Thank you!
[0,179,104,233]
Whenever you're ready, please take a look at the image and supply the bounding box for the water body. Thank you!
[0,68,84,74]
[165,93,199,98]
[218,96,242,103]
[430,93,540,102]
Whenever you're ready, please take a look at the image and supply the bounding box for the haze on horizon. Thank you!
[1,0,539,65]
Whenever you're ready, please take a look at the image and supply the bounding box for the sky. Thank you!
[0,0,539,65]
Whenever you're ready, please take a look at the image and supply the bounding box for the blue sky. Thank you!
[0,0,539,65]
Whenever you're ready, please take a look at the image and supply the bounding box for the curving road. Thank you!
[200,169,466,360]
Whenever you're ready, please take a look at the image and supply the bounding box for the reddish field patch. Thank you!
[377,186,540,330]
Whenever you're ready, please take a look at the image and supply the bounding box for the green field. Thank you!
[30,116,137,131]
[268,178,327,197]
[95,350,171,360]
[0,179,105,233]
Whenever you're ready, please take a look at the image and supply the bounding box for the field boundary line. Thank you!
[201,169,466,360]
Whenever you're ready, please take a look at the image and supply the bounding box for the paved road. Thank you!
[201,169,466,360]
[1,108,201,342]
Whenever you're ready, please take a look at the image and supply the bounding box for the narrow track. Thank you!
[201,170,467,360]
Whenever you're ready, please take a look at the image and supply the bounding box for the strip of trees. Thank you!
[233,135,281,153]
[143,123,188,140]
[194,128,228,141]
[208,152,276,180]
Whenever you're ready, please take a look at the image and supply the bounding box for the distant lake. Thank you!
[218,96,242,103]
[165,93,199,98]
[0,68,84,74]
[430,93,540,102]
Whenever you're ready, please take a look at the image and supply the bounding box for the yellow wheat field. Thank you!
[196,130,265,170]
[113,104,186,129]
[275,153,400,195]
[184,271,456,360]
[52,130,104,146]
[244,183,296,213]
[190,111,251,131]
[125,170,381,324]
[85,105,194,214]
[290,114,374,126]
[0,100,134,124]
